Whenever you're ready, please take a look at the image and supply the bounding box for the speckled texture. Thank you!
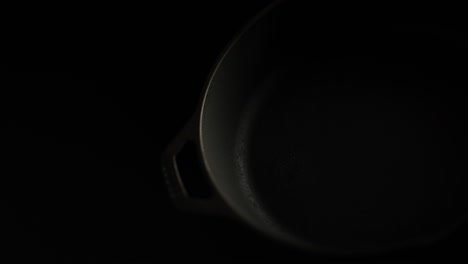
[233,58,468,252]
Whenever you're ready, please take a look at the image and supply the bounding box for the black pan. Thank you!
[162,1,468,256]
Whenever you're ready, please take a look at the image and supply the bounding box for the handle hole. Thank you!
[176,142,213,199]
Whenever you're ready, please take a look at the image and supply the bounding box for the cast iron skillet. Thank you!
[162,0,468,257]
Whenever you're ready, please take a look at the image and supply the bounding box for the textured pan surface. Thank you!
[236,58,468,251]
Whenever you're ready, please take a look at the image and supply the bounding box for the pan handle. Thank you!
[161,117,234,217]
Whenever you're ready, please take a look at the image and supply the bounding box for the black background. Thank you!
[0,1,296,263]
[1,1,467,263]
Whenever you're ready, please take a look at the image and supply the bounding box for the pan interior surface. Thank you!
[235,18,468,254]
[236,60,468,252]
